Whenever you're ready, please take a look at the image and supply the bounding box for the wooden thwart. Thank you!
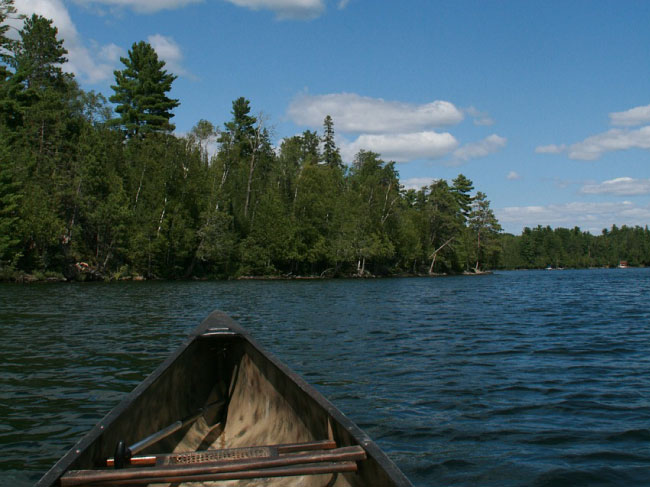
[61,444,365,486]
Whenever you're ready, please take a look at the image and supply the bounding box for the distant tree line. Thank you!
[500,225,650,269]
[1,3,646,281]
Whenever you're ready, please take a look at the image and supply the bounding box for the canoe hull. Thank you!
[37,311,412,486]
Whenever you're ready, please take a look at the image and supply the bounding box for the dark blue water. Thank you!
[2,269,650,486]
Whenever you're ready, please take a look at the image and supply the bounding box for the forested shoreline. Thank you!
[1,3,648,282]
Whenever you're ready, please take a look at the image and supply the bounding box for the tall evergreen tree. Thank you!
[223,97,256,146]
[110,41,179,137]
[451,173,474,220]
[9,14,67,90]
[468,191,502,271]
[321,115,342,168]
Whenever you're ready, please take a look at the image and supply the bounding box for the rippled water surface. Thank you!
[2,269,650,486]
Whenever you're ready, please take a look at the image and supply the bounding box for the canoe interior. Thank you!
[45,313,406,486]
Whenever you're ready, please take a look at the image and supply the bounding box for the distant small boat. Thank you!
[618,261,630,268]
[37,311,412,487]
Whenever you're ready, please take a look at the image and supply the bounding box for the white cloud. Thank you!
[581,177,650,196]
[452,134,506,164]
[340,131,458,163]
[287,92,503,164]
[147,34,190,78]
[337,0,350,8]
[567,126,650,160]
[536,126,650,161]
[98,42,124,63]
[74,0,329,18]
[507,171,521,180]
[71,0,203,14]
[465,106,494,126]
[224,0,325,19]
[288,93,464,133]
[14,0,120,83]
[610,104,650,127]
[535,144,566,154]
[497,201,650,234]
[401,177,437,191]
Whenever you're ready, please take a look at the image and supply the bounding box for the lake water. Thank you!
[2,269,650,486]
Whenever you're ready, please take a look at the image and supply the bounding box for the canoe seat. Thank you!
[60,440,366,486]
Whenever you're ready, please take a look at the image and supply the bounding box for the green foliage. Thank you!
[9,14,67,90]
[451,173,474,220]
[467,192,502,271]
[0,143,20,265]
[13,11,645,280]
[322,115,342,168]
[110,41,179,137]
[499,225,650,269]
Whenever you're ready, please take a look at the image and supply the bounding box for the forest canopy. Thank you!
[1,4,648,281]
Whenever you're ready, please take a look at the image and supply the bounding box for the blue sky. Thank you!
[11,0,650,234]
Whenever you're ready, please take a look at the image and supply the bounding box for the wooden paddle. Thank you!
[108,399,225,468]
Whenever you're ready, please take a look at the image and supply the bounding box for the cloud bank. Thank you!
[497,201,650,234]
[536,127,650,160]
[73,0,330,18]
[537,102,650,160]
[288,93,464,133]
[609,103,650,127]
[340,131,458,163]
[224,0,325,19]
[465,106,494,126]
[71,0,202,14]
[452,134,507,164]
[581,177,650,196]
[288,92,502,164]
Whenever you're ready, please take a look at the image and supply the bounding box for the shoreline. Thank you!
[4,265,646,284]
[3,270,470,283]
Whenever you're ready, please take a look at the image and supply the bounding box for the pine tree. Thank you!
[110,41,179,137]
[321,115,342,168]
[9,14,67,90]
[451,173,474,220]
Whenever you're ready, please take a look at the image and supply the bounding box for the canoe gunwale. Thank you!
[36,310,413,487]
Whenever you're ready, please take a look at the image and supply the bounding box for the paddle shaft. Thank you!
[108,399,225,468]
[63,446,365,486]
[69,462,357,485]
[108,439,337,467]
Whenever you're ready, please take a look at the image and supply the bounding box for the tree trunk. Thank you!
[429,253,436,275]
[157,196,167,235]
[134,163,146,210]
[356,257,366,276]
[243,115,265,219]
[429,237,454,275]
[244,153,255,218]
[475,230,481,272]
